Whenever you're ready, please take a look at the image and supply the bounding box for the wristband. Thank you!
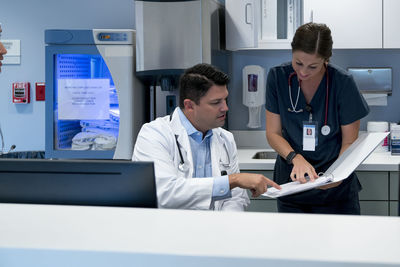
[286,151,297,165]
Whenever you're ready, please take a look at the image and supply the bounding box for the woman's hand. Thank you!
[290,154,319,183]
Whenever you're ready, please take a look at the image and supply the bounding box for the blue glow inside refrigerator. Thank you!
[45,29,144,159]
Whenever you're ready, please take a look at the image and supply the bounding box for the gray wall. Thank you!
[0,0,135,152]
[227,49,400,131]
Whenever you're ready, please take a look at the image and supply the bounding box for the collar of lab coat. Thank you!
[169,107,226,177]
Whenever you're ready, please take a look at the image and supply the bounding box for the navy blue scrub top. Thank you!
[265,62,369,204]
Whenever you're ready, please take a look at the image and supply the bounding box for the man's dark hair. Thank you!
[179,63,230,108]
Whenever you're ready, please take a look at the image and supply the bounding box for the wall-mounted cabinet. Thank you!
[303,0,382,49]
[226,0,303,50]
[227,0,400,50]
[304,0,400,49]
[225,0,258,50]
[384,0,400,48]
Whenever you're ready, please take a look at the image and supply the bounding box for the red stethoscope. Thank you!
[288,70,331,136]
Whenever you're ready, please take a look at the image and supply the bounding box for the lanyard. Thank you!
[288,69,331,136]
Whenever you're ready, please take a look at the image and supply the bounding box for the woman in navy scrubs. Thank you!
[265,22,369,214]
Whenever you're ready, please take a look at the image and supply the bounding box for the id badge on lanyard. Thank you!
[303,112,318,151]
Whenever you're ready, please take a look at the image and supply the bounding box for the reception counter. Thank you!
[0,204,399,266]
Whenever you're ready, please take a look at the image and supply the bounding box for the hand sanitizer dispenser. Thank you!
[242,65,265,128]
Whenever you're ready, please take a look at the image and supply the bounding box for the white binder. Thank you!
[264,132,389,198]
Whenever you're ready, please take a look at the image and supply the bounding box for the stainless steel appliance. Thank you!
[135,0,227,120]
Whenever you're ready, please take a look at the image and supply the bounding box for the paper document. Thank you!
[263,132,389,198]
[266,174,334,198]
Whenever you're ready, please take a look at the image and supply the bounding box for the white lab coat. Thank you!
[133,108,250,210]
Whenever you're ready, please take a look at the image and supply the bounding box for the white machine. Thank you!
[242,65,265,128]
[45,29,144,159]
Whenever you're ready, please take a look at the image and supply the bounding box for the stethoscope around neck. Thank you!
[175,135,189,172]
[175,135,232,173]
[170,114,232,173]
[287,70,331,136]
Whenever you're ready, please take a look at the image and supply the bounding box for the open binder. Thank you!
[264,132,389,198]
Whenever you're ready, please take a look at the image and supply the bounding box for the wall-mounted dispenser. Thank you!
[242,65,265,128]
[348,67,392,106]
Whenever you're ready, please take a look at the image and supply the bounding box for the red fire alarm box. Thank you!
[12,82,30,104]
[35,82,45,101]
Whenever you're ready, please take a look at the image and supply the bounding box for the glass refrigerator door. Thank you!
[54,54,119,152]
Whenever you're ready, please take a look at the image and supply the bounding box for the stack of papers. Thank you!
[265,174,333,198]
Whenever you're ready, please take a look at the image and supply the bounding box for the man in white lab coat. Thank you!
[133,63,280,210]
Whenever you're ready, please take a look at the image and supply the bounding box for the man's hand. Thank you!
[229,173,281,197]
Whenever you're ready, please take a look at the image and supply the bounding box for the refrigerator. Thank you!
[45,29,144,159]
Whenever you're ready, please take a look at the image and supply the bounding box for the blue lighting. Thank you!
[54,54,119,150]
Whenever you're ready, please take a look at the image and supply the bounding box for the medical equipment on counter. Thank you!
[391,123,400,155]
[288,70,331,136]
[242,65,265,128]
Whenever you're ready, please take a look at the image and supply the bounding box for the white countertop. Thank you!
[238,149,400,171]
[0,203,400,266]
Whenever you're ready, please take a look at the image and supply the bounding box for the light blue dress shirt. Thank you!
[178,108,231,200]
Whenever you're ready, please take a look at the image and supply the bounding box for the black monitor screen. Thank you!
[0,159,157,208]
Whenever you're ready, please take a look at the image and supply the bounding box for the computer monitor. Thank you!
[0,159,157,208]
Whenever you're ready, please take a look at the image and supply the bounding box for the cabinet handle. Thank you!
[245,3,252,25]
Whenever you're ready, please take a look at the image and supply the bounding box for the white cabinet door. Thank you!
[383,0,400,48]
[226,0,258,50]
[303,0,382,49]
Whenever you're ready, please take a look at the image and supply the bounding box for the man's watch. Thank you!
[286,151,297,165]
